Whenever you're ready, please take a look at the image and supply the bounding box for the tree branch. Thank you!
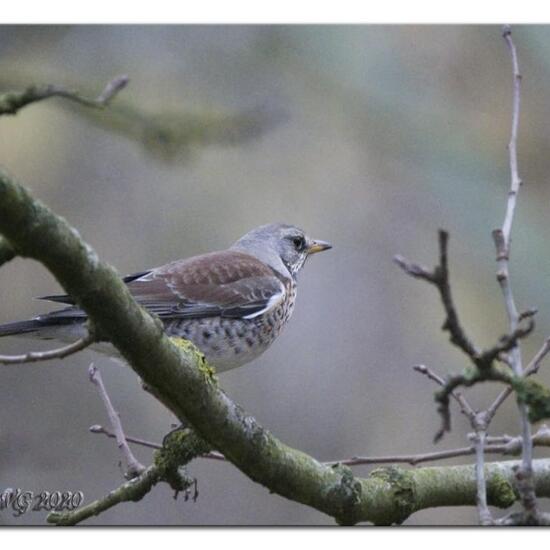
[91,420,550,468]
[47,464,161,526]
[88,363,145,479]
[0,72,285,164]
[0,333,94,365]
[395,230,534,442]
[394,230,480,360]
[47,427,208,526]
[0,75,129,116]
[413,364,476,421]
[90,424,226,460]
[1,167,545,525]
[471,429,492,524]
[492,25,538,523]
[90,425,163,451]
[485,337,550,423]
[333,428,550,467]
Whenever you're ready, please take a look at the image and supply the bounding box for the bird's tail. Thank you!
[0,307,88,341]
[0,318,42,337]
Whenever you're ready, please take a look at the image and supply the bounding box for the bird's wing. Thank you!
[127,250,286,320]
[38,250,286,321]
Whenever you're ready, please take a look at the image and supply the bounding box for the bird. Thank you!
[0,223,332,372]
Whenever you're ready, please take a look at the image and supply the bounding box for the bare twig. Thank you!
[91,419,550,469]
[94,76,129,105]
[471,428,493,525]
[486,387,513,425]
[335,427,550,467]
[88,364,145,479]
[413,364,476,420]
[525,337,550,376]
[494,25,538,522]
[90,425,162,450]
[394,230,480,360]
[500,27,523,248]
[396,230,534,443]
[329,447,478,467]
[413,360,492,504]
[0,75,128,116]
[328,445,491,467]
[478,317,534,367]
[89,424,226,461]
[0,334,94,365]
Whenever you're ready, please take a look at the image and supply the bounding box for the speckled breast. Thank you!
[164,278,297,372]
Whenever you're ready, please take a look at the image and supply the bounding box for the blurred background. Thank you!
[0,24,550,526]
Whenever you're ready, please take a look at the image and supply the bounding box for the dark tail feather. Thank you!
[36,270,151,306]
[0,319,42,337]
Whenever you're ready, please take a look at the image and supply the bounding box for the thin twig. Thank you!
[413,364,476,420]
[394,230,480,360]
[337,426,550,467]
[88,364,145,479]
[0,75,128,116]
[396,240,532,443]
[328,445,497,467]
[91,420,550,468]
[471,428,493,525]
[495,25,538,522]
[486,388,513,425]
[525,337,550,376]
[90,425,162,450]
[0,334,94,364]
[48,428,209,526]
[413,360,492,493]
[89,424,226,461]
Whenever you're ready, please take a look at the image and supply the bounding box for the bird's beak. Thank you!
[307,239,332,255]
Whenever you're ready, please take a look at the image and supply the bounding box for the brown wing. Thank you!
[39,250,286,321]
[127,250,286,320]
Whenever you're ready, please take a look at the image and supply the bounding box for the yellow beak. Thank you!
[307,239,332,255]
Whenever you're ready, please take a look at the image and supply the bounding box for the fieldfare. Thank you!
[0,223,331,372]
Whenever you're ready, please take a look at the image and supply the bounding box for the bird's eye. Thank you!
[292,236,306,251]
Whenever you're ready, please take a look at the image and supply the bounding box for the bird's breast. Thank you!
[163,280,297,372]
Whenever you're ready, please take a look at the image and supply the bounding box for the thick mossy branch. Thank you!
[3,170,550,525]
[154,428,211,494]
[169,337,218,386]
[513,378,550,423]
[48,428,207,525]
[47,464,161,526]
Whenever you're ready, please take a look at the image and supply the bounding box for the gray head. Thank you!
[231,223,332,278]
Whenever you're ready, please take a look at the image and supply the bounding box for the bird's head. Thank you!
[231,223,332,278]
